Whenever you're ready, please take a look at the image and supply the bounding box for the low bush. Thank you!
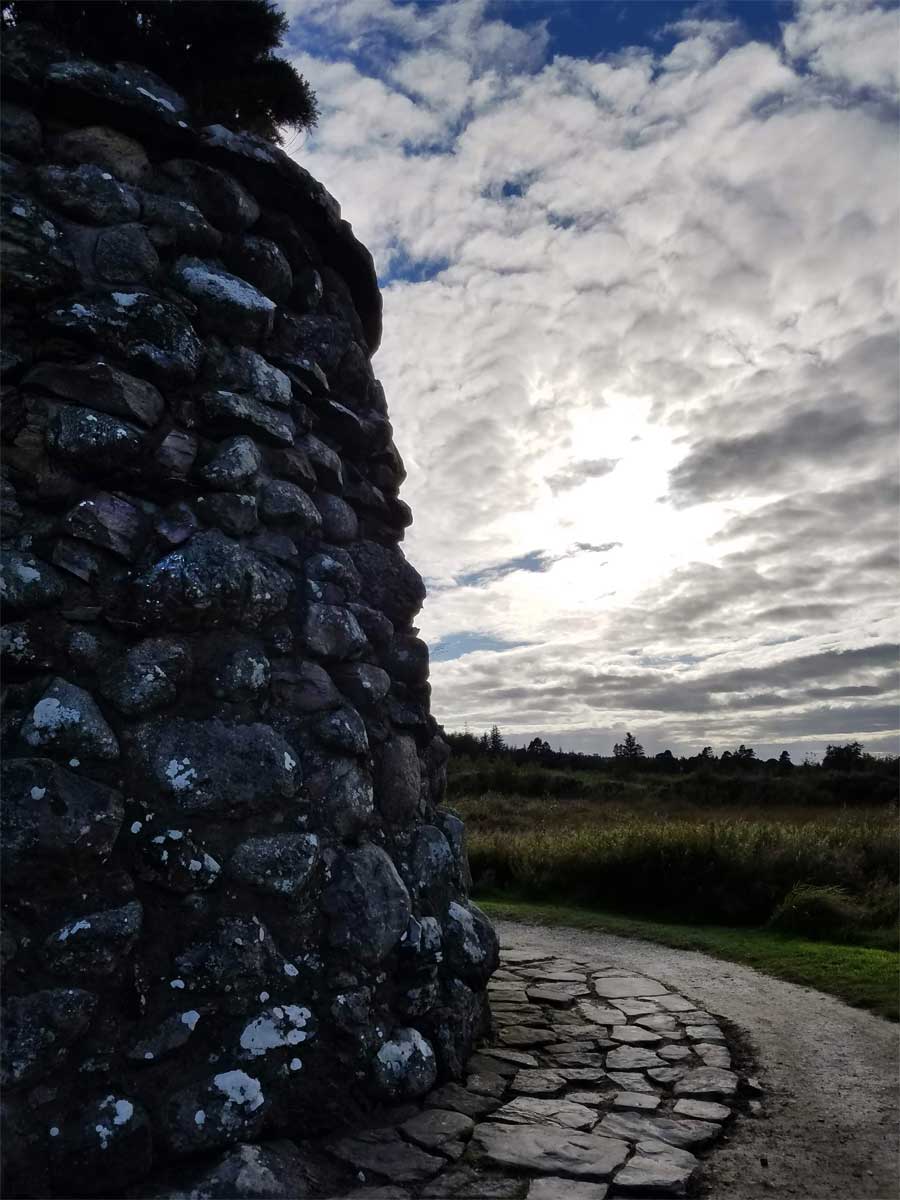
[768,884,869,939]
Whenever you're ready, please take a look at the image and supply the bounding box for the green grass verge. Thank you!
[478,894,900,1022]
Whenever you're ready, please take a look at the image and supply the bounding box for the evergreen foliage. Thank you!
[1,0,318,141]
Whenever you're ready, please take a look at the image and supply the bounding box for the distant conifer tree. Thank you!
[1,0,318,141]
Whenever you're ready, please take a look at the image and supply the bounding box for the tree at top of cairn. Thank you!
[0,0,318,142]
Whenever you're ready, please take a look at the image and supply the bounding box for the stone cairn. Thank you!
[0,24,499,1197]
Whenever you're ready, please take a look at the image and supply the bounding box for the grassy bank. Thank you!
[456,790,898,931]
[479,895,900,1021]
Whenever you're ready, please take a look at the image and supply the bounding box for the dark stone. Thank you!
[315,492,358,543]
[153,428,199,481]
[35,163,140,225]
[331,662,392,707]
[201,343,294,409]
[137,1141,319,1199]
[20,677,119,760]
[95,224,160,283]
[43,899,143,978]
[141,191,223,255]
[1,987,98,1088]
[313,704,369,755]
[202,389,294,447]
[323,844,411,964]
[132,825,221,894]
[292,266,323,313]
[347,604,394,650]
[372,1027,438,1099]
[424,1083,499,1120]
[0,549,65,614]
[377,735,422,824]
[63,491,148,561]
[46,1092,152,1196]
[304,550,361,601]
[303,751,374,837]
[386,636,430,686]
[326,1128,442,1185]
[269,446,318,490]
[131,531,293,630]
[1,757,123,883]
[173,916,289,997]
[24,361,165,428]
[129,717,300,815]
[1,190,78,298]
[442,902,500,988]
[43,292,203,387]
[227,833,319,898]
[46,56,189,139]
[208,640,270,698]
[50,125,150,185]
[350,541,426,627]
[296,434,343,491]
[0,102,41,160]
[197,435,261,490]
[162,158,261,232]
[197,492,259,536]
[224,234,293,303]
[155,502,199,548]
[47,406,144,474]
[302,603,367,660]
[100,636,192,715]
[259,480,322,531]
[270,660,341,713]
[405,825,455,915]
[172,257,276,341]
[161,1070,268,1156]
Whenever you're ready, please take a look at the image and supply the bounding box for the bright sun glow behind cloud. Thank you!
[284,0,899,757]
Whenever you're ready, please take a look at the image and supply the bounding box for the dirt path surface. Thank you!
[495,919,899,1200]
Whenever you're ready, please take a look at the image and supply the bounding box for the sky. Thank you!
[281,0,899,759]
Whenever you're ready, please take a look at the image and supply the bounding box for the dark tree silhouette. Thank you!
[1,0,318,141]
[823,741,866,770]
[613,732,644,759]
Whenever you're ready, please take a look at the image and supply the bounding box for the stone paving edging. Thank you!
[328,946,762,1200]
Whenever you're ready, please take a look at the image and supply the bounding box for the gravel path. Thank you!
[495,919,899,1200]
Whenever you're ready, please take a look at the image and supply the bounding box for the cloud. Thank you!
[286,0,899,756]
[547,458,620,493]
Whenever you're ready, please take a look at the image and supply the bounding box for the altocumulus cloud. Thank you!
[284,0,899,757]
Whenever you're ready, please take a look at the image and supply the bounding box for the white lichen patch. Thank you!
[165,758,197,792]
[283,963,298,977]
[239,1005,311,1057]
[180,1010,201,1031]
[57,919,91,942]
[170,978,186,989]
[25,697,82,745]
[212,1069,264,1115]
[30,786,47,801]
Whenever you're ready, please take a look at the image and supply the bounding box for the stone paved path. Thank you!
[329,946,748,1199]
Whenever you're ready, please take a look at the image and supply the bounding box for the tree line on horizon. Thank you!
[446,726,894,774]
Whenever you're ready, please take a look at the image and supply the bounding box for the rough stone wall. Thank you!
[0,25,498,1198]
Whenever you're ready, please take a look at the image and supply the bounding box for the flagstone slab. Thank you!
[592,976,670,999]
[609,998,662,1016]
[491,1095,598,1131]
[400,1109,475,1153]
[498,1025,559,1047]
[327,1130,445,1183]
[478,1047,540,1069]
[653,994,696,1012]
[526,1175,608,1200]
[606,1072,659,1094]
[576,1001,628,1025]
[674,1099,732,1121]
[425,1084,500,1120]
[597,1111,720,1150]
[527,984,590,1006]
[472,1123,630,1180]
[612,1138,700,1196]
[612,1090,661,1111]
[510,1069,567,1096]
[673,1067,738,1100]
[693,1043,731,1069]
[610,1025,664,1045]
[605,1046,665,1070]
[684,1024,725,1041]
